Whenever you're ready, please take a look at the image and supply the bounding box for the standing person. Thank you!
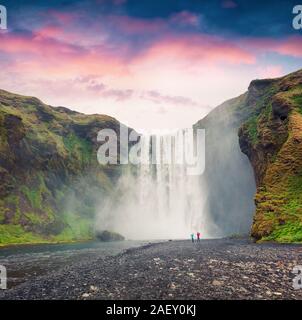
[190,233,194,243]
[197,232,201,242]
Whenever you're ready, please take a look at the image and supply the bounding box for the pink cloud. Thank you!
[136,34,256,65]
[243,36,302,58]
[1,12,302,104]
[46,10,78,24]
[170,11,200,27]
[257,65,284,79]
[106,11,199,35]
[142,90,198,107]
[0,30,131,77]
[101,89,133,101]
[0,33,80,56]
[3,25,302,85]
[79,78,133,101]
[275,36,302,58]
[35,25,63,39]
[87,83,107,92]
[107,15,166,34]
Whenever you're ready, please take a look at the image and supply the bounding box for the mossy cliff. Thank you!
[0,89,132,245]
[194,85,256,237]
[195,68,302,242]
[239,69,302,242]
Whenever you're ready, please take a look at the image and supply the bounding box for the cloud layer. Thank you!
[0,0,301,129]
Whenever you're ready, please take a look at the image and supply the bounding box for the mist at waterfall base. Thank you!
[95,119,256,240]
[194,100,256,239]
[96,129,208,240]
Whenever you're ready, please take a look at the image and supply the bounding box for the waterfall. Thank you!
[96,129,208,240]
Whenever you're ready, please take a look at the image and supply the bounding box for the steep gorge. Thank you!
[0,89,133,244]
[0,69,302,245]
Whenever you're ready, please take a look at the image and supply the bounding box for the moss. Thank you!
[63,133,93,165]
[253,172,302,242]
[243,90,276,146]
[21,186,42,209]
[246,115,259,144]
[0,113,8,152]
[239,71,302,243]
[0,225,47,245]
[24,212,45,225]
[0,88,123,245]
[263,221,302,243]
[263,103,272,121]
[20,174,52,210]
[53,212,93,242]
[5,195,21,224]
[0,200,6,223]
[287,85,302,114]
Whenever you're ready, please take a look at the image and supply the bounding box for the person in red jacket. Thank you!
[197,232,201,242]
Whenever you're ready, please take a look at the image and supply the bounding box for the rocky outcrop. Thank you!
[239,69,302,242]
[195,68,302,242]
[96,230,125,242]
[194,93,256,237]
[0,89,134,245]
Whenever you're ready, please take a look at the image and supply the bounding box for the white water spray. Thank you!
[96,129,208,240]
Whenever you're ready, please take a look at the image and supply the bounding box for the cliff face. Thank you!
[195,69,302,242]
[0,89,132,244]
[194,92,256,237]
[239,70,302,242]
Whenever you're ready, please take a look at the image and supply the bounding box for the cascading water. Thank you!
[96,129,208,240]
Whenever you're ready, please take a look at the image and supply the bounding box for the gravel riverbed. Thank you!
[1,239,302,300]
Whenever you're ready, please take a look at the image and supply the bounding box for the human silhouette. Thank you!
[190,233,194,243]
[197,232,201,242]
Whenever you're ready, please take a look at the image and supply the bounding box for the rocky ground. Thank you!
[1,239,302,300]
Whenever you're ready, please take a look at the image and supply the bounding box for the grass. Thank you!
[0,224,93,247]
[287,85,302,114]
[63,133,93,165]
[259,174,302,242]
[0,214,93,245]
[246,115,259,144]
[243,80,302,243]
[0,225,46,245]
[293,95,302,108]
[263,221,302,243]
[20,173,52,210]
[263,103,272,120]
[20,186,41,209]
[0,87,115,246]
[53,212,93,242]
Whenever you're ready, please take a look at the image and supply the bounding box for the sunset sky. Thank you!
[0,0,302,129]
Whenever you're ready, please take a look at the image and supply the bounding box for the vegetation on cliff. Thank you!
[1,69,301,245]
[239,69,302,242]
[0,89,129,245]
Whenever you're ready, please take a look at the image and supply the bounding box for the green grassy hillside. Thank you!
[0,89,130,245]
